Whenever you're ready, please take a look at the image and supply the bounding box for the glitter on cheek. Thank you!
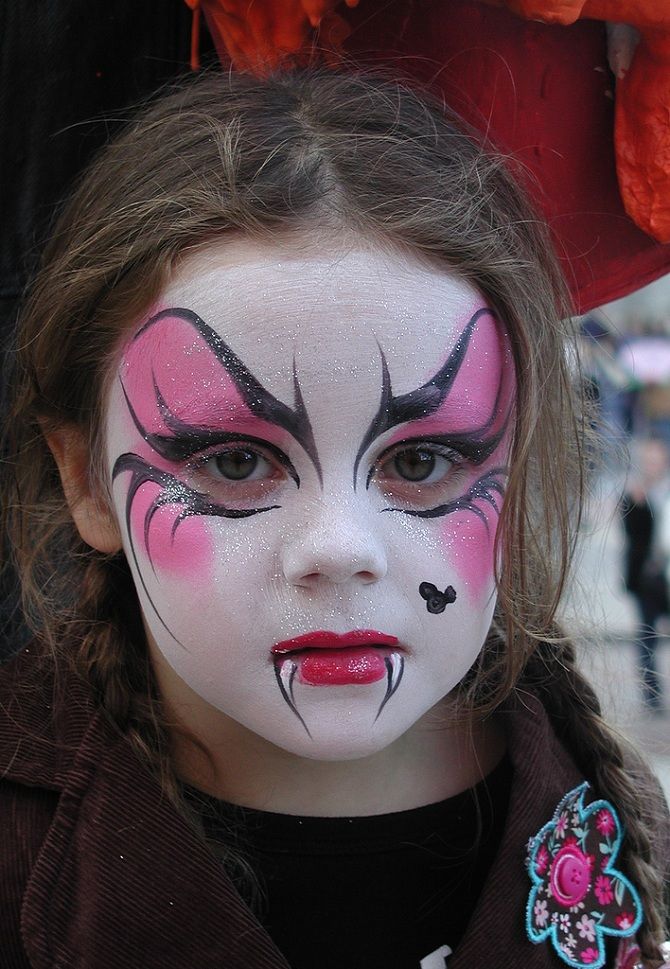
[128,482,213,576]
[382,479,498,605]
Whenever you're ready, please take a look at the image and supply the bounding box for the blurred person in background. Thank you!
[621,437,670,712]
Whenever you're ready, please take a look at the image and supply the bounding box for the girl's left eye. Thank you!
[389,448,443,482]
[375,444,459,489]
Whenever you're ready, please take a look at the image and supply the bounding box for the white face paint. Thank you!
[105,237,515,761]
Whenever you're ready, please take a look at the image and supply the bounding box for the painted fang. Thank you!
[269,630,405,732]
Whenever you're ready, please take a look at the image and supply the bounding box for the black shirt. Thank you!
[186,755,512,969]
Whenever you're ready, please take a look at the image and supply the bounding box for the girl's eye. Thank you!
[184,440,292,506]
[204,448,274,482]
[391,449,439,482]
[183,437,296,505]
[380,446,456,486]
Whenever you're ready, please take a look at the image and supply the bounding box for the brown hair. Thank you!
[3,69,667,959]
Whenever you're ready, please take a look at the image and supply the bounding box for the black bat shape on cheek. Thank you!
[112,452,277,646]
[419,582,457,614]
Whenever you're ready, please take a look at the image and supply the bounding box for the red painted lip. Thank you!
[298,647,389,686]
[271,629,399,655]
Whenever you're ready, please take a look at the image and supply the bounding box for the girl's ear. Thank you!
[46,425,123,554]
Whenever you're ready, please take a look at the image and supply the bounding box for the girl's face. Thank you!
[105,237,515,760]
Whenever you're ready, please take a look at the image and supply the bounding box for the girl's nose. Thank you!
[281,501,388,589]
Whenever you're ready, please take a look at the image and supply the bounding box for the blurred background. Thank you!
[566,273,670,803]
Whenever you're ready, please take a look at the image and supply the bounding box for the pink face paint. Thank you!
[113,307,318,589]
[443,507,497,600]
[366,307,513,603]
[129,481,213,576]
[385,307,514,446]
[121,309,286,441]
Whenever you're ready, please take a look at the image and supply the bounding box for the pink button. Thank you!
[550,846,591,907]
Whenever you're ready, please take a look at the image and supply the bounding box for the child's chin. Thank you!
[265,709,418,763]
[289,736,400,763]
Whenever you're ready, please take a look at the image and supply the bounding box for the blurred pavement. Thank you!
[559,474,670,805]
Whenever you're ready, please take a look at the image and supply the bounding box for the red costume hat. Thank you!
[184,0,670,312]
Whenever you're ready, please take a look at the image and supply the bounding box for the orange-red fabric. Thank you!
[482,1,670,243]
[191,0,670,312]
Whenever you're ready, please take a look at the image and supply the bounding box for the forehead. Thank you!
[133,237,490,395]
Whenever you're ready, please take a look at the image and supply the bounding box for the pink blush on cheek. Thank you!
[442,510,497,601]
[128,482,213,576]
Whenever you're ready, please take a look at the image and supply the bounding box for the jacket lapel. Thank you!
[450,693,583,969]
[21,709,290,969]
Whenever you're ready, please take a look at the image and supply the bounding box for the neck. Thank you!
[169,702,506,817]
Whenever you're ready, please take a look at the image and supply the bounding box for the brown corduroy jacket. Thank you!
[0,644,666,969]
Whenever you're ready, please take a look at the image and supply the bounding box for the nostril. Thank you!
[358,571,378,584]
[295,572,322,588]
[289,568,380,588]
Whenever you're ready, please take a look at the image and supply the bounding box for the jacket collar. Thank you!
[1,647,582,968]
[22,707,290,968]
[0,644,96,789]
[451,690,582,968]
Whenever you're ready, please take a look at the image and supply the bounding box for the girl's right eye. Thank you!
[206,448,272,482]
[186,444,289,503]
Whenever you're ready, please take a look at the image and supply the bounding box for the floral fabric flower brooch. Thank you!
[526,783,642,968]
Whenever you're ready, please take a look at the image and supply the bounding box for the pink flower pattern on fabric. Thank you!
[594,875,614,906]
[556,812,569,838]
[534,899,550,927]
[577,916,596,942]
[526,783,642,969]
[536,843,550,875]
[596,809,616,838]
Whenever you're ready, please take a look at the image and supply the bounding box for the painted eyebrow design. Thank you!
[123,307,322,481]
[354,307,504,486]
[121,380,300,485]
